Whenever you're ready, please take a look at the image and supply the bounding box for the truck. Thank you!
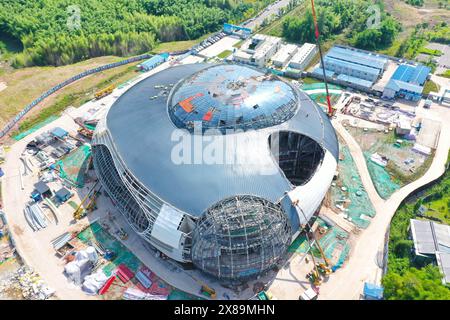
[94,85,115,100]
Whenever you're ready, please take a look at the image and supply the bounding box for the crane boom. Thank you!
[310,0,334,117]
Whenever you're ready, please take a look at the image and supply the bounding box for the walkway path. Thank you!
[318,105,450,299]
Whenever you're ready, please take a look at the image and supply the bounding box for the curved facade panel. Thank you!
[92,62,338,281]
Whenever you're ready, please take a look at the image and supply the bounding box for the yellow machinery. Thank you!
[295,199,333,281]
[73,181,99,219]
[94,84,115,100]
[201,284,217,299]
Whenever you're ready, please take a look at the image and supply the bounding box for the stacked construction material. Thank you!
[115,264,134,283]
[135,269,152,289]
[24,203,48,231]
[52,232,73,251]
[99,275,116,295]
[123,287,167,300]
[82,269,109,295]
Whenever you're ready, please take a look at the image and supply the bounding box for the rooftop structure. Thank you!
[383,64,431,101]
[314,46,388,87]
[92,63,338,282]
[233,34,281,68]
[287,43,317,71]
[168,65,297,132]
[410,219,450,284]
[271,44,298,68]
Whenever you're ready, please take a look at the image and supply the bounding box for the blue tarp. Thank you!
[0,167,4,178]
[51,127,69,139]
[363,283,384,300]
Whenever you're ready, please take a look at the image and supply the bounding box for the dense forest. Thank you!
[281,0,401,51]
[0,0,269,67]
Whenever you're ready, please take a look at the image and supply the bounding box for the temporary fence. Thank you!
[0,54,153,139]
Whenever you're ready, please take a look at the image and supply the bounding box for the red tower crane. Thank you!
[310,0,334,117]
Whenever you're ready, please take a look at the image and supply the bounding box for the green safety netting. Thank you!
[288,234,311,253]
[168,289,203,300]
[331,145,376,228]
[364,152,400,200]
[77,221,201,299]
[57,144,91,187]
[301,83,342,91]
[313,218,350,269]
[288,218,351,269]
[77,221,141,276]
[13,115,59,141]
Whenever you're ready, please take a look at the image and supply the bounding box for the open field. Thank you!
[0,56,141,132]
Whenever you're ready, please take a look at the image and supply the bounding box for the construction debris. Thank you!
[0,267,55,300]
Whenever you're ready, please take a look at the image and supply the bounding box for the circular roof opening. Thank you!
[168,64,298,133]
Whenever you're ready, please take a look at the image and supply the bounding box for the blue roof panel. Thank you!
[324,56,381,76]
[328,47,387,71]
[336,74,373,88]
[391,64,430,85]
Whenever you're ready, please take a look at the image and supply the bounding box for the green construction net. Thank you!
[57,144,91,187]
[364,152,400,200]
[313,218,350,269]
[13,115,59,141]
[301,83,342,91]
[77,221,141,276]
[288,234,311,253]
[168,289,203,300]
[77,221,202,300]
[331,145,376,228]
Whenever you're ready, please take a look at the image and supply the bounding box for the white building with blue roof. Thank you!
[383,64,431,101]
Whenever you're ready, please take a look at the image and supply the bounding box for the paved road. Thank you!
[318,104,450,299]
[243,0,292,30]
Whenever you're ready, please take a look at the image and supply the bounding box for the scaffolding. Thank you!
[191,195,291,281]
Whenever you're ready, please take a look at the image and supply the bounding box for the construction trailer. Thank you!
[137,53,169,72]
[223,23,252,39]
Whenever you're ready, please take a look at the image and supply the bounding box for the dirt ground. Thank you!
[346,127,432,184]
[384,0,450,32]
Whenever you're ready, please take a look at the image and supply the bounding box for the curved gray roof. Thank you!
[104,63,338,217]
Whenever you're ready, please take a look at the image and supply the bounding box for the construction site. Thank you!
[0,7,449,301]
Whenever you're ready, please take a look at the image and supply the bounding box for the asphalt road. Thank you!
[243,0,292,30]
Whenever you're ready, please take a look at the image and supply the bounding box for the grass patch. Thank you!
[153,34,211,53]
[233,40,244,49]
[10,64,138,136]
[217,50,232,59]
[438,69,450,78]
[423,79,440,95]
[418,47,443,56]
[301,77,321,85]
[258,1,307,37]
